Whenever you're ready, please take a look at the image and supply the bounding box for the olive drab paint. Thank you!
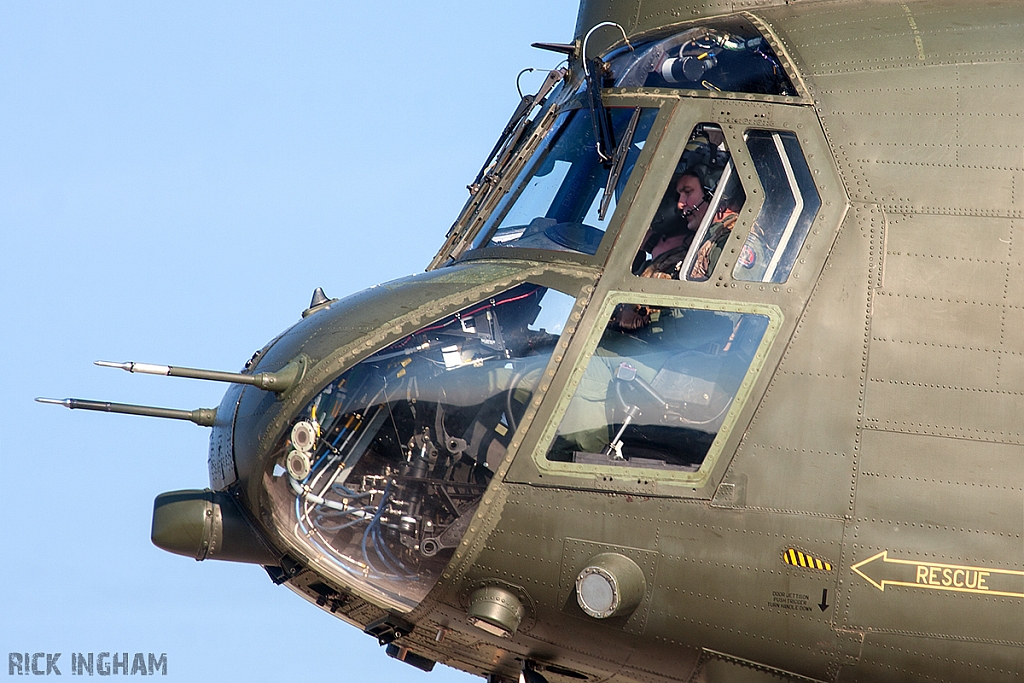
[43,1,1024,682]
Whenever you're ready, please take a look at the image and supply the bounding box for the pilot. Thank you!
[688,174,745,281]
[735,225,772,280]
[634,167,711,280]
[614,167,712,330]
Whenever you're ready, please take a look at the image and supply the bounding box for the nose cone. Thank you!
[151,489,277,564]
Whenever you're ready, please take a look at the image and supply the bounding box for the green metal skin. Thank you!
[193,1,1023,682]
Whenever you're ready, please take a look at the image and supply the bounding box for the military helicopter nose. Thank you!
[37,261,591,604]
[216,264,589,611]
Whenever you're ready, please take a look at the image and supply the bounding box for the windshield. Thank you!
[262,283,575,611]
[470,106,658,255]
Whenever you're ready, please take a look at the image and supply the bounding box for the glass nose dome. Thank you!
[261,282,575,611]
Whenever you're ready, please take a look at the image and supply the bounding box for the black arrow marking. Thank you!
[818,589,829,612]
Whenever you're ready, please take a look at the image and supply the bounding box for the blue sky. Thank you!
[1,2,577,679]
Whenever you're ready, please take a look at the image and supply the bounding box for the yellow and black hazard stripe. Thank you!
[783,548,833,572]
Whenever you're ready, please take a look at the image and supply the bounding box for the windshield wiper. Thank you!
[599,106,641,220]
[585,58,616,164]
[432,68,565,268]
[469,68,565,195]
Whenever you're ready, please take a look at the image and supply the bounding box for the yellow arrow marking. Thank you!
[851,551,1024,598]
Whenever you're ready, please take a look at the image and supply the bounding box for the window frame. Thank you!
[732,129,822,284]
[529,293,782,491]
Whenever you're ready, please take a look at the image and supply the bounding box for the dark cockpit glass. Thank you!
[263,283,575,611]
[603,17,796,96]
[471,106,658,255]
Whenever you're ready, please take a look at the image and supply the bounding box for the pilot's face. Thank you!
[676,174,709,230]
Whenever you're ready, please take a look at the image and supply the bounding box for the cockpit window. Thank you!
[471,106,658,255]
[603,17,796,96]
[263,283,575,611]
[632,123,747,281]
[733,130,821,283]
[546,304,770,471]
